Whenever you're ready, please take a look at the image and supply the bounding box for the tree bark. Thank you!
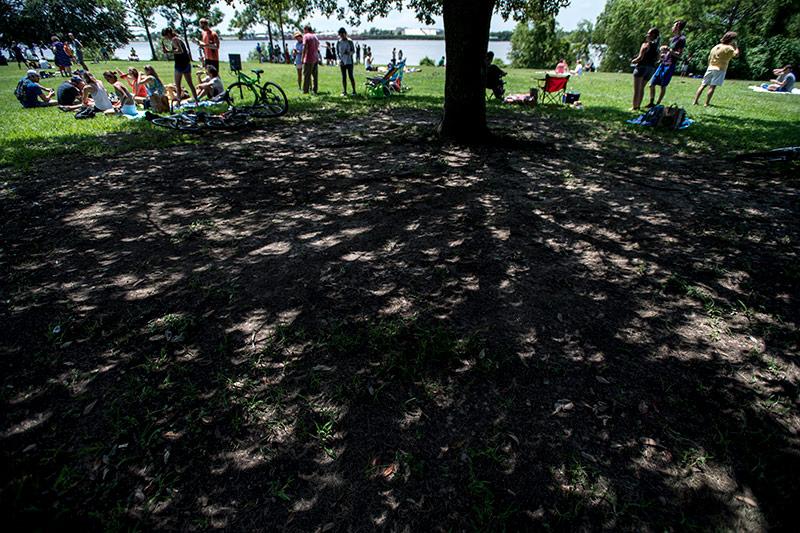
[178,6,193,60]
[278,9,287,63]
[267,20,274,58]
[135,2,157,61]
[439,0,495,142]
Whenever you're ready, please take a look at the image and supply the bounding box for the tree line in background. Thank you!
[510,0,800,79]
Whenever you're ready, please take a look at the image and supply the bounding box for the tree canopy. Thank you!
[593,0,800,78]
[1,0,131,47]
[509,17,569,69]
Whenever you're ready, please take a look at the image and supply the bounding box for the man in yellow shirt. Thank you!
[693,32,739,106]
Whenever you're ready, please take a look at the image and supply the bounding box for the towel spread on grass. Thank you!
[748,85,800,94]
[626,114,694,130]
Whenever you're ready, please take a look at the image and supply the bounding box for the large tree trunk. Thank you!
[135,2,157,61]
[267,20,274,60]
[278,10,288,63]
[178,7,193,60]
[439,0,495,142]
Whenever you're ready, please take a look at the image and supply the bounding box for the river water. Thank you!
[117,38,513,66]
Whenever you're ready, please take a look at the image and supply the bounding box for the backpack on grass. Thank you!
[14,77,27,105]
[75,106,96,119]
[641,104,664,126]
[659,104,686,130]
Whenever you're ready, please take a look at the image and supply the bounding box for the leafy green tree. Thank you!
[229,0,305,58]
[1,0,131,48]
[593,0,800,78]
[509,17,569,68]
[127,0,159,61]
[564,19,593,62]
[153,0,223,60]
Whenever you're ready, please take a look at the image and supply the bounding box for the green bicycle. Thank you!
[227,68,289,117]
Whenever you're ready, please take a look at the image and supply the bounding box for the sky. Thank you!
[164,0,608,35]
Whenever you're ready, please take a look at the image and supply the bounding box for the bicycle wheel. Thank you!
[150,116,180,130]
[175,114,201,132]
[259,82,289,117]
[226,82,260,108]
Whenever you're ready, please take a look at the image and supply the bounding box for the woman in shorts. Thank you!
[161,27,197,105]
[630,28,660,111]
[293,31,304,89]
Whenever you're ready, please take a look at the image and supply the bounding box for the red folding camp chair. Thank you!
[537,74,570,105]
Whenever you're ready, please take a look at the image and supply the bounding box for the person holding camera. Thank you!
[693,32,739,107]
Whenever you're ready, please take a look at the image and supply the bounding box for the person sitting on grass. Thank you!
[693,32,739,107]
[17,69,57,108]
[195,64,224,100]
[60,71,115,113]
[766,65,796,92]
[57,75,84,106]
[140,64,169,112]
[485,51,507,99]
[103,70,138,116]
[554,58,568,74]
[24,48,40,69]
[117,67,149,104]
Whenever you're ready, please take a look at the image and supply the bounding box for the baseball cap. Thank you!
[26,69,38,78]
[71,75,83,83]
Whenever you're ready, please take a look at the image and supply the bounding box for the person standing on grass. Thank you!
[356,43,361,64]
[302,25,320,95]
[693,32,739,107]
[337,27,357,96]
[293,31,304,90]
[51,35,72,77]
[12,42,24,69]
[646,19,687,108]
[197,18,220,71]
[630,27,660,111]
[67,33,89,71]
[161,27,198,104]
[256,42,263,63]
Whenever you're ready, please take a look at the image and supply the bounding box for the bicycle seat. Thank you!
[251,69,264,75]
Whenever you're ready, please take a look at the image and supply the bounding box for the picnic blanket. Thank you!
[627,113,694,130]
[748,85,800,94]
[504,93,536,106]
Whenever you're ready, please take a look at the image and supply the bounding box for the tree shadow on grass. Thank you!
[1,109,798,530]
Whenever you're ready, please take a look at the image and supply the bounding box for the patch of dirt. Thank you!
[1,109,798,531]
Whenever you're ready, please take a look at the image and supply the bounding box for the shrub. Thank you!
[420,56,435,67]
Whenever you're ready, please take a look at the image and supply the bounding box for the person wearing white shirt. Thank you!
[336,27,356,96]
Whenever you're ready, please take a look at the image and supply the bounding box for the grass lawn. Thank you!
[1,58,799,531]
[1,59,799,169]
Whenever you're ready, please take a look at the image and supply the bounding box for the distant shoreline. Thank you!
[129,35,511,43]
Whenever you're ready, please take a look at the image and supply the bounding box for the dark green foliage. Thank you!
[509,17,570,68]
[593,0,800,78]
[1,0,131,48]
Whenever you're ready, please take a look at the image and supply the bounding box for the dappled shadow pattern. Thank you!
[1,108,798,531]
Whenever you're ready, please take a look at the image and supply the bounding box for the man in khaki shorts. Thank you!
[693,32,739,107]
